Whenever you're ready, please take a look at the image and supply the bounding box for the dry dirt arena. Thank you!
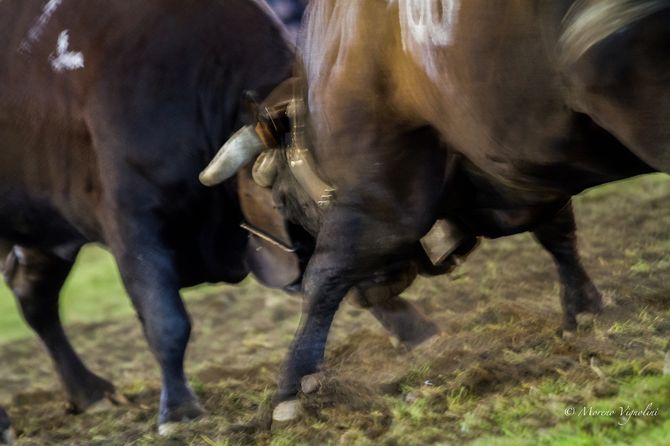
[2,175,670,445]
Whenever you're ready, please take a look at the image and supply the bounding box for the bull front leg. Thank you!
[276,250,352,405]
[272,209,427,423]
[532,201,603,333]
[102,214,204,435]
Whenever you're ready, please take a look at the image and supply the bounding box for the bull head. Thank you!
[199,81,335,207]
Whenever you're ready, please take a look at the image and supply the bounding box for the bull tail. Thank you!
[559,0,670,65]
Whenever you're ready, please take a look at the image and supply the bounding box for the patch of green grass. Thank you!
[631,260,653,275]
[0,245,130,343]
[466,376,670,446]
[0,245,225,344]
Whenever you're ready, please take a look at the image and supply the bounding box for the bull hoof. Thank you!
[386,316,440,351]
[158,422,180,437]
[157,405,206,436]
[301,373,325,394]
[272,399,301,424]
[157,399,205,434]
[0,408,14,445]
[391,330,440,351]
[87,392,129,413]
[0,426,16,445]
[66,374,118,414]
[576,285,603,315]
[405,333,440,356]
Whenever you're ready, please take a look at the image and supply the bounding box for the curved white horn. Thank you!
[199,125,264,186]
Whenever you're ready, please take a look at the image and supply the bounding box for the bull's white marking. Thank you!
[19,0,63,52]
[395,0,460,83]
[49,30,84,71]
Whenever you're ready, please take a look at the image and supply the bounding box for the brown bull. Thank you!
[202,0,669,423]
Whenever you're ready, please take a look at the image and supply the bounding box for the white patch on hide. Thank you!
[49,30,84,72]
[19,0,63,52]
[395,0,460,83]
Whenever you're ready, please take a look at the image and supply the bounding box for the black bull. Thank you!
[0,0,303,435]
[0,0,459,437]
[203,0,670,421]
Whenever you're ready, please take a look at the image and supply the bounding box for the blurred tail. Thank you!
[560,0,670,65]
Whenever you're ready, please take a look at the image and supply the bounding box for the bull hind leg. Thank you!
[532,202,602,333]
[1,245,120,413]
[367,297,439,349]
[351,284,439,350]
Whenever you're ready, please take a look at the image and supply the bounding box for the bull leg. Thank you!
[0,407,15,445]
[532,202,602,332]
[104,221,203,433]
[368,298,438,349]
[1,246,118,412]
[350,288,439,350]
[276,253,352,406]
[273,210,427,423]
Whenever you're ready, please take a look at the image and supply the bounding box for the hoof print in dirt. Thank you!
[272,399,302,425]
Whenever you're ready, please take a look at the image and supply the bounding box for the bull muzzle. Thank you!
[199,125,264,186]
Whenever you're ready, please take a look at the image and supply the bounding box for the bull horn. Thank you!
[199,125,264,186]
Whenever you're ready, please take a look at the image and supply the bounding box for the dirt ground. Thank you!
[2,175,670,445]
